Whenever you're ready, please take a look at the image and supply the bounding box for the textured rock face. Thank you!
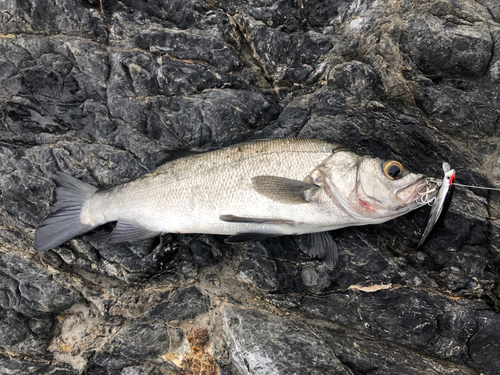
[1,0,500,374]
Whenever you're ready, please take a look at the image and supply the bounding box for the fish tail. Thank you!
[34,172,99,252]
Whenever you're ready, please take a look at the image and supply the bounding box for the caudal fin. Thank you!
[34,172,99,252]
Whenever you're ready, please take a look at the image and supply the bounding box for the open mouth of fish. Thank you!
[394,176,441,208]
[414,177,442,205]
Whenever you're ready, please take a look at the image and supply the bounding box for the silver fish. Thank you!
[35,138,439,264]
[417,163,455,248]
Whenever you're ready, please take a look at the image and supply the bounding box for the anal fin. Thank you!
[109,220,161,243]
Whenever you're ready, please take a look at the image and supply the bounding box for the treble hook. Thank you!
[415,178,441,206]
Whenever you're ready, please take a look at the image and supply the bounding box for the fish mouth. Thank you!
[395,176,441,207]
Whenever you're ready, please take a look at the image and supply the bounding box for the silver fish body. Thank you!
[35,138,437,253]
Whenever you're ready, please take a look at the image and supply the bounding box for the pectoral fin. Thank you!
[110,220,161,243]
[251,176,319,204]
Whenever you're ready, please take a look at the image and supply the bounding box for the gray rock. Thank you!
[222,306,477,375]
[120,366,157,375]
[236,15,333,84]
[468,310,500,374]
[92,352,142,373]
[144,286,209,322]
[420,83,498,137]
[0,0,107,42]
[0,354,77,375]
[105,321,172,359]
[406,13,492,79]
[222,307,351,374]
[1,0,500,374]
[478,0,500,22]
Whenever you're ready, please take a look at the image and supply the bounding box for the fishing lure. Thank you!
[417,163,455,248]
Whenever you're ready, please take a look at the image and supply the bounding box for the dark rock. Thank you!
[406,13,492,79]
[468,310,500,374]
[105,321,171,359]
[108,88,281,150]
[327,61,383,101]
[251,96,311,139]
[237,258,280,292]
[0,253,76,315]
[236,14,333,85]
[420,83,498,137]
[323,324,478,375]
[222,306,351,373]
[120,366,158,375]
[133,30,243,72]
[478,0,500,22]
[0,0,107,42]
[91,352,142,373]
[0,354,77,375]
[222,305,477,374]
[1,0,500,373]
[300,265,331,293]
[295,287,490,365]
[109,50,258,97]
[144,286,209,323]
[303,0,342,27]
[90,352,178,375]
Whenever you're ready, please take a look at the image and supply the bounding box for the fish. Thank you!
[34,138,439,266]
[417,162,455,248]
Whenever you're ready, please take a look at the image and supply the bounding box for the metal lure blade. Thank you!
[417,163,456,249]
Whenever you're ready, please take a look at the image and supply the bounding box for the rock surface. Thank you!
[1,0,500,374]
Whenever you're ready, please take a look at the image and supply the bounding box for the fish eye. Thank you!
[383,160,404,179]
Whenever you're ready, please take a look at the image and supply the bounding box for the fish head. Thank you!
[318,152,439,223]
[353,156,437,219]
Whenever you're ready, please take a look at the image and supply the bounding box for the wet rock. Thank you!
[222,305,477,374]
[236,14,333,85]
[1,0,500,373]
[0,253,75,354]
[420,83,498,137]
[468,310,500,374]
[0,354,77,375]
[133,30,243,72]
[0,0,107,42]
[327,61,383,102]
[222,307,350,374]
[406,13,492,79]
[144,286,209,323]
[91,352,143,374]
[105,321,172,359]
